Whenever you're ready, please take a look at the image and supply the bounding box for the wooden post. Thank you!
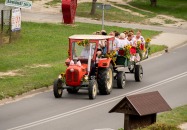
[0,10,3,44]
[1,10,3,33]
[9,9,12,43]
[152,114,157,123]
[124,114,130,130]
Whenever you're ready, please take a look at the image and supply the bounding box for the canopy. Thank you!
[69,35,114,40]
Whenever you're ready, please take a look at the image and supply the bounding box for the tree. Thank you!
[150,0,157,7]
[90,0,97,15]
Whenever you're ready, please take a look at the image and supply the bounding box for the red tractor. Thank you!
[53,35,143,99]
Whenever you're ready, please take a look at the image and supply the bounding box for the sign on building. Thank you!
[5,0,32,9]
[11,8,21,31]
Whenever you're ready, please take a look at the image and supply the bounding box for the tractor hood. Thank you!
[65,62,88,86]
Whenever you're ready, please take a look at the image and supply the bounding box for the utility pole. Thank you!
[96,3,111,30]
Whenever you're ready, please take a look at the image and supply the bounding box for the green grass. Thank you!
[0,22,160,100]
[149,44,167,55]
[115,4,156,18]
[128,0,187,21]
[45,0,61,6]
[157,105,187,126]
[0,0,4,3]
[118,105,187,130]
[76,2,148,23]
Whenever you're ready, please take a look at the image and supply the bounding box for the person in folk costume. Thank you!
[116,33,128,56]
[116,33,128,50]
[126,32,136,55]
[109,31,119,51]
[134,30,145,51]
[127,32,141,62]
[128,30,135,39]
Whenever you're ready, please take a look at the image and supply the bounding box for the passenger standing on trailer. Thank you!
[127,32,136,52]
[116,33,128,50]
[134,30,145,50]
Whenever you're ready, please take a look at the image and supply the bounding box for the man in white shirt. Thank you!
[81,45,92,58]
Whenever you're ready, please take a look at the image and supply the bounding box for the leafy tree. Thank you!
[90,0,97,15]
[150,0,157,7]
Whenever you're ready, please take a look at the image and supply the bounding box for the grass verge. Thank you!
[0,22,161,100]
[0,0,4,3]
[118,105,187,130]
[128,0,187,21]
[149,44,167,55]
[45,0,61,6]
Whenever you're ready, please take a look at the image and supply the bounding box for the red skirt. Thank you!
[140,44,144,50]
[130,47,136,55]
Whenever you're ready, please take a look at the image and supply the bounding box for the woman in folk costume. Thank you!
[127,32,141,62]
[134,30,145,50]
[116,33,128,56]
[126,32,136,55]
[116,33,128,49]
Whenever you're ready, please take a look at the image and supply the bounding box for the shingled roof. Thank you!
[109,91,171,116]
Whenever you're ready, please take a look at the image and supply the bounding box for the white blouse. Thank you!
[134,35,145,44]
[117,38,128,48]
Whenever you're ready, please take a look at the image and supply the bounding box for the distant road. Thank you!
[0,42,187,130]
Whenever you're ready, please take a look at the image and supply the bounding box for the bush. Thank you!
[139,123,181,130]
[118,123,181,130]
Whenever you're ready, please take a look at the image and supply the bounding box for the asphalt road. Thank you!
[0,43,187,130]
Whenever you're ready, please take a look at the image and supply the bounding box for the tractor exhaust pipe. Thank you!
[87,43,92,75]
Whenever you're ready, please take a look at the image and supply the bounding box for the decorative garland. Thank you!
[123,45,132,59]
[77,39,89,46]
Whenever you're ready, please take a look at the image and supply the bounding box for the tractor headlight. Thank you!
[84,75,89,81]
[58,74,62,79]
[70,68,74,72]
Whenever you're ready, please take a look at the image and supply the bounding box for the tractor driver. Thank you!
[80,44,94,59]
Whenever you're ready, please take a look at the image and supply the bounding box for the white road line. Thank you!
[7,71,187,130]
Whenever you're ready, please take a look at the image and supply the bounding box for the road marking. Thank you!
[7,71,187,130]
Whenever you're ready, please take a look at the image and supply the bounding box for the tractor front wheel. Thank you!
[88,80,98,99]
[53,79,63,98]
[97,65,113,95]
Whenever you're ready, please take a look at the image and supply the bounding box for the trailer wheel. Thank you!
[88,80,98,99]
[128,63,134,73]
[134,65,143,82]
[117,71,126,89]
[97,65,113,95]
[67,88,79,94]
[53,79,63,98]
[145,49,149,59]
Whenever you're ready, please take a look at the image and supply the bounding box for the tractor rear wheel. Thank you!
[117,71,126,89]
[97,65,113,95]
[53,79,63,98]
[67,88,79,94]
[88,80,98,99]
[134,65,143,82]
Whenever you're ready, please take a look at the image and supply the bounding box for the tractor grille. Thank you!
[66,69,79,82]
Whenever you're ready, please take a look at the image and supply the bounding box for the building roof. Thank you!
[109,91,171,116]
[69,35,114,40]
